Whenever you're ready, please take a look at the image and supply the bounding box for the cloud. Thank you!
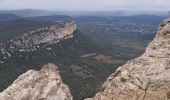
[0,0,7,3]
[0,0,169,11]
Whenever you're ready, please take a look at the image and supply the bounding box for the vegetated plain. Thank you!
[0,14,164,100]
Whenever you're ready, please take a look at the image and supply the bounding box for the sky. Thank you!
[0,0,169,11]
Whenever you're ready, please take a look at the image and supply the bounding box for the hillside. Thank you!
[0,15,73,41]
[75,15,165,42]
[0,16,169,100]
[0,15,158,100]
[0,14,20,22]
[86,17,170,100]
[0,30,146,100]
[0,21,76,62]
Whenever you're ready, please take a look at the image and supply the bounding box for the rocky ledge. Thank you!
[0,63,72,100]
[85,18,170,100]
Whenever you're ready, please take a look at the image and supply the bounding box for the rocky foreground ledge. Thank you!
[0,63,72,100]
[85,18,170,100]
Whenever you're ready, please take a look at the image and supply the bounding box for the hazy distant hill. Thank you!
[75,15,165,25]
[75,15,165,42]
[0,9,167,17]
[28,15,73,22]
[0,9,52,17]
[0,14,20,22]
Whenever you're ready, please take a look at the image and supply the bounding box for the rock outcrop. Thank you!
[0,21,76,63]
[85,18,170,100]
[11,21,76,48]
[0,63,72,100]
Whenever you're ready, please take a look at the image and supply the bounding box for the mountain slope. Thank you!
[85,17,170,100]
[0,29,142,100]
[0,14,73,41]
[0,16,152,100]
[0,21,76,63]
[0,19,55,41]
[0,63,72,100]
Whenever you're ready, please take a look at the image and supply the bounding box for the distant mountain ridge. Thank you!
[0,9,167,17]
[28,15,73,22]
[0,9,53,17]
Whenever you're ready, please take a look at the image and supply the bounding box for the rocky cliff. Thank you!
[0,21,76,63]
[0,63,72,100]
[85,18,170,100]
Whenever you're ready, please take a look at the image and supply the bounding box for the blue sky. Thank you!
[0,0,169,11]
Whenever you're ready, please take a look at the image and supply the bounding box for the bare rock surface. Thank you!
[85,17,170,100]
[0,63,72,100]
[0,21,76,63]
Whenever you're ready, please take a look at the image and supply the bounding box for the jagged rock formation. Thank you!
[85,18,170,100]
[0,21,76,63]
[0,63,72,100]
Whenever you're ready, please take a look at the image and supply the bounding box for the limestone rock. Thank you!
[0,21,76,62]
[85,17,170,100]
[12,21,76,48]
[0,63,72,100]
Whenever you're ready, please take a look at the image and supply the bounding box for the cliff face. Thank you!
[11,21,76,48]
[85,18,170,100]
[0,21,76,63]
[0,63,72,100]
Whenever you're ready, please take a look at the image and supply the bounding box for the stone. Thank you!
[0,63,72,100]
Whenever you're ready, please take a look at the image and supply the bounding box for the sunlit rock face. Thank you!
[85,17,170,100]
[12,21,76,48]
[0,21,76,63]
[0,63,72,100]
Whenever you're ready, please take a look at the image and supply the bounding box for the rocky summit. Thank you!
[85,17,170,100]
[0,63,72,100]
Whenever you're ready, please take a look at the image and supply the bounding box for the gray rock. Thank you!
[0,21,76,62]
[0,63,72,100]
